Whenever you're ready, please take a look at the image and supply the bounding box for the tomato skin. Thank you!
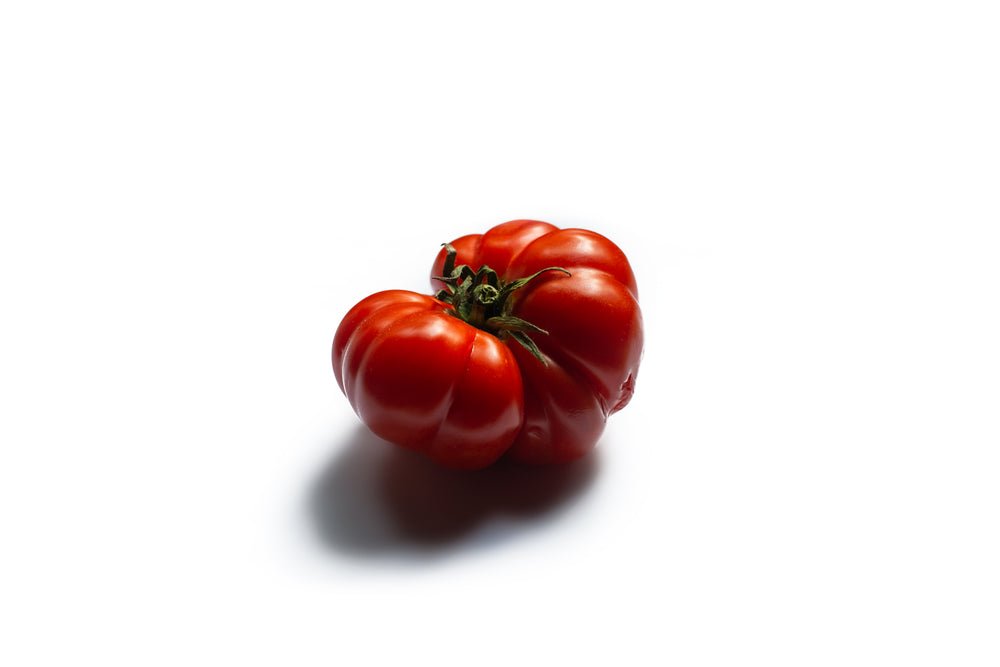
[430,220,643,465]
[332,290,524,470]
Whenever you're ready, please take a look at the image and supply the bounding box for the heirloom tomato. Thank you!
[332,219,643,470]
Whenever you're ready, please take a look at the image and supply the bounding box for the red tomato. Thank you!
[333,219,643,470]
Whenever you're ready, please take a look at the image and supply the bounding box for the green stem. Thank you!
[432,246,570,365]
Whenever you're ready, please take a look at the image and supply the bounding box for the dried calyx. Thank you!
[433,243,570,365]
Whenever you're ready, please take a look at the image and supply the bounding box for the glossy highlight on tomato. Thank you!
[332,219,643,470]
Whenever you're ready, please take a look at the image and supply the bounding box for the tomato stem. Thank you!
[433,243,570,365]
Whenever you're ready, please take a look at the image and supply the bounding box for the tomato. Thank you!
[333,219,643,470]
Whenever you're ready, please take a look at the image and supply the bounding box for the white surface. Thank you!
[2,1,999,665]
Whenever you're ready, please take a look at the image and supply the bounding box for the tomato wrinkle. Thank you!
[527,336,615,418]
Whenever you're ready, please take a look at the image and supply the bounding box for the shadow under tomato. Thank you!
[306,424,600,558]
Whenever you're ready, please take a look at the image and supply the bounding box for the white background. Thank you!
[2,1,998,665]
